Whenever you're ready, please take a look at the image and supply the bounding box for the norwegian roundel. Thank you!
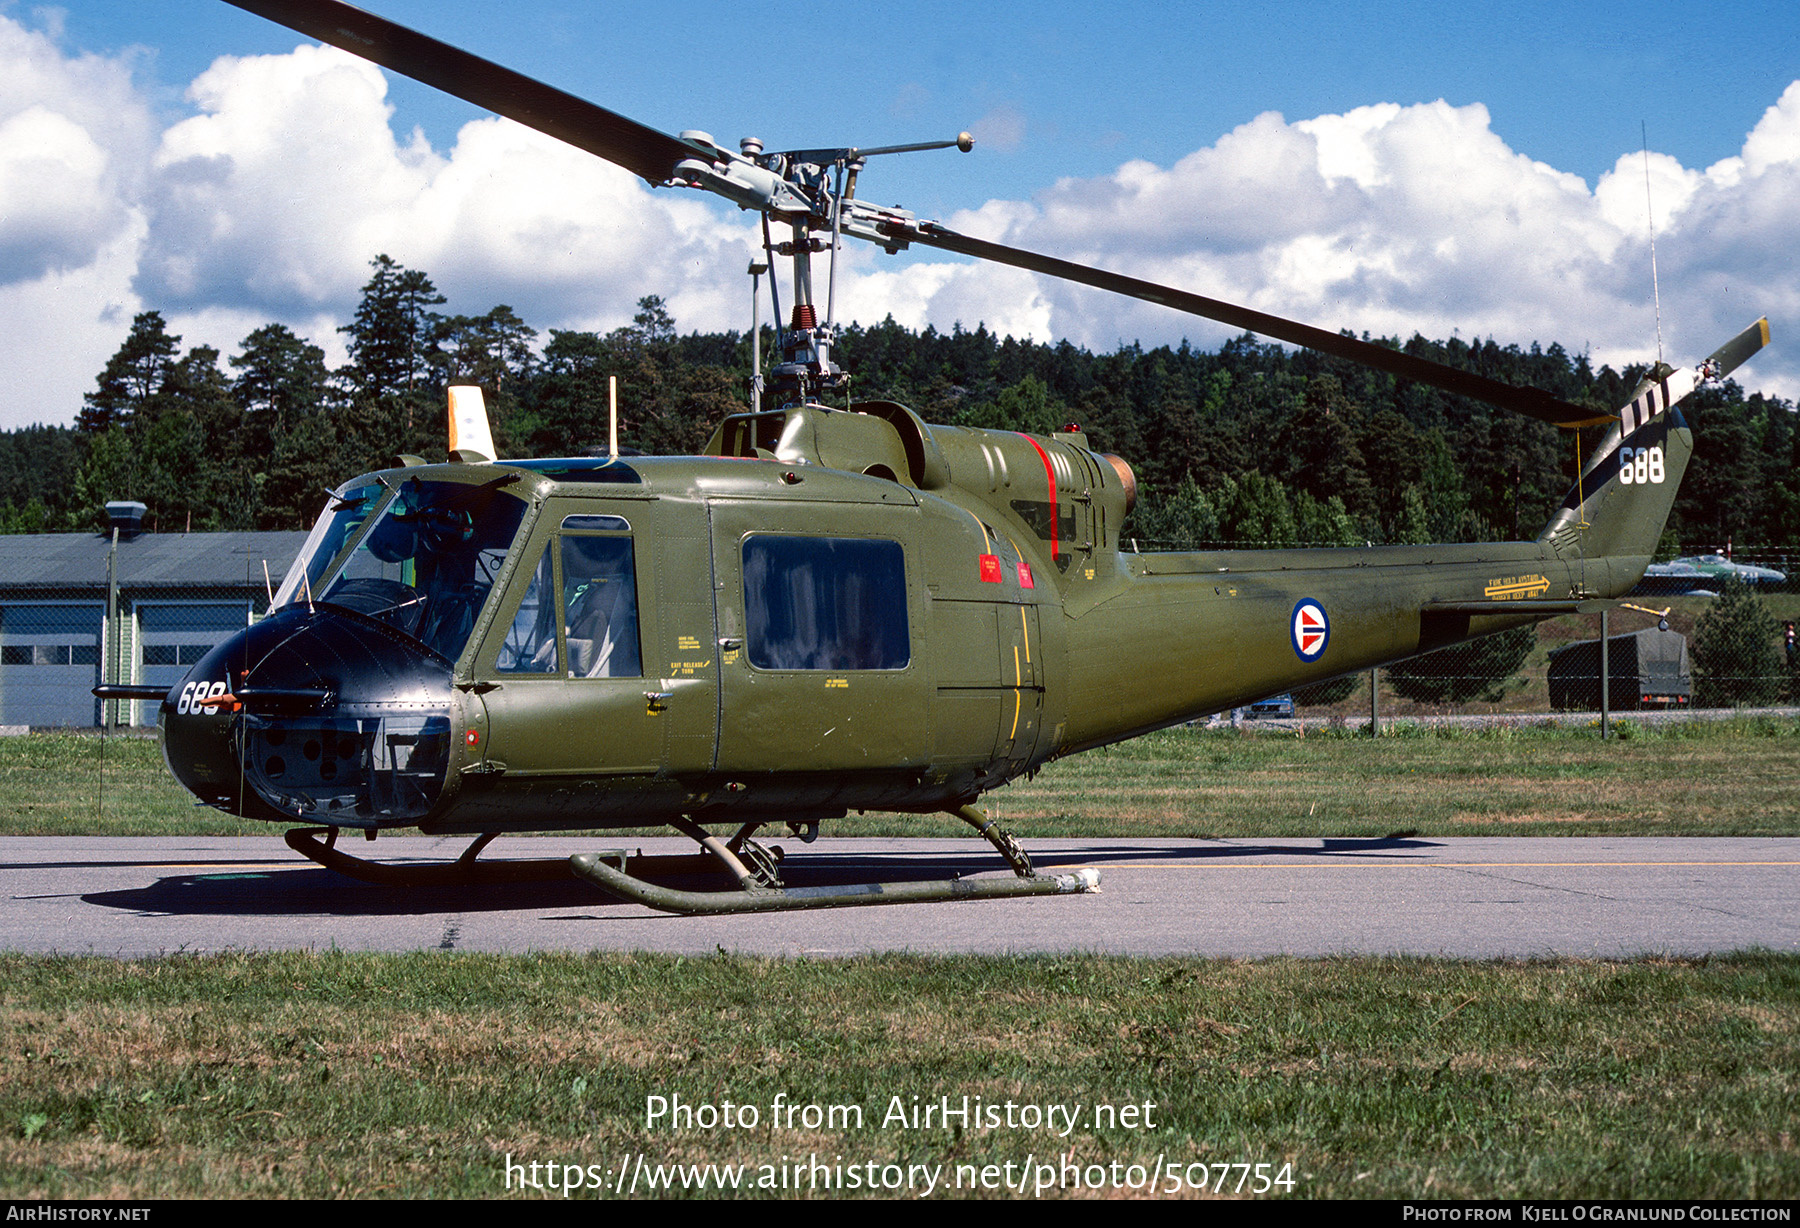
[1290,599,1330,661]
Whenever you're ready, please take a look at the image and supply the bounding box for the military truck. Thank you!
[1547,628,1691,711]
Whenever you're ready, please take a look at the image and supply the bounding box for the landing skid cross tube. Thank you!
[283,812,1102,914]
[284,827,574,885]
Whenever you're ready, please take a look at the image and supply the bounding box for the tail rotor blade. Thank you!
[1613,317,1772,438]
[1705,316,1770,381]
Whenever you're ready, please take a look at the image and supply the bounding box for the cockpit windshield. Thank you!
[275,477,528,663]
[274,482,385,609]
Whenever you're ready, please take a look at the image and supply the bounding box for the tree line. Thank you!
[2,253,1796,552]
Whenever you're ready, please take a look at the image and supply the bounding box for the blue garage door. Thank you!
[0,604,103,727]
[139,602,254,693]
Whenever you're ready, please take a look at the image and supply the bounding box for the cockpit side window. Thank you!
[489,520,642,679]
[496,542,557,674]
[561,535,640,678]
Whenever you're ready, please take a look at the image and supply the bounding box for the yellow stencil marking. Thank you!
[825,678,848,689]
[1484,574,1550,600]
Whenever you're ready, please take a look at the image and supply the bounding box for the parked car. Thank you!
[1245,693,1296,719]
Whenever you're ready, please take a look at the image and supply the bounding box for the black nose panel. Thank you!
[161,604,454,825]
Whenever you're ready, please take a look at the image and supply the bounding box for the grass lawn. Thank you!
[1,951,1794,1199]
[5,718,1800,839]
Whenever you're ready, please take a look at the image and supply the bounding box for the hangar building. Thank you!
[0,505,305,728]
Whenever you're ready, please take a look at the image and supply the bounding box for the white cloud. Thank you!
[846,93,1800,401]
[0,215,145,429]
[0,15,147,287]
[0,14,152,427]
[1596,82,1800,369]
[135,43,761,345]
[1738,81,1800,178]
[140,44,443,312]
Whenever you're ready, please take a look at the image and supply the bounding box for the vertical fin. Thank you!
[1544,319,1769,568]
[1580,316,1771,483]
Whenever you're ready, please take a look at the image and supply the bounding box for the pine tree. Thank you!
[628,295,675,347]
[338,254,446,400]
[231,324,329,422]
[336,255,448,464]
[79,312,180,433]
[524,328,615,458]
[433,305,537,392]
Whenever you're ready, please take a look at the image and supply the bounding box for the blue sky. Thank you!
[69,2,1800,196]
[3,0,1798,429]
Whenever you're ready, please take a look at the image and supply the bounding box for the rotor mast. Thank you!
[677,130,974,408]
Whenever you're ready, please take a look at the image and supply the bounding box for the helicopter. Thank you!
[98,0,1769,915]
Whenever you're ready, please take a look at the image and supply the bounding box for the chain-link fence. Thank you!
[1267,603,1799,730]
[1130,538,1800,728]
[0,587,271,730]
[1270,589,1797,728]
[2,530,1794,731]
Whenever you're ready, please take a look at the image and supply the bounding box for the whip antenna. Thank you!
[1643,122,1665,365]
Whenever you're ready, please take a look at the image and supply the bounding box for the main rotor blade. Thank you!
[899,221,1615,428]
[223,0,697,185]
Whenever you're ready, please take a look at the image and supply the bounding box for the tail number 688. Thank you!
[1619,445,1665,485]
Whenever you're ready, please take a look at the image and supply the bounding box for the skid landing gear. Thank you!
[285,827,572,885]
[283,826,719,887]
[285,808,1101,914]
[568,807,1099,915]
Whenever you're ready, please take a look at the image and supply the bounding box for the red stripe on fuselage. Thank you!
[1017,432,1059,558]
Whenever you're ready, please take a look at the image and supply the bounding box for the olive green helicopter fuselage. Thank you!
[155,392,1691,843]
